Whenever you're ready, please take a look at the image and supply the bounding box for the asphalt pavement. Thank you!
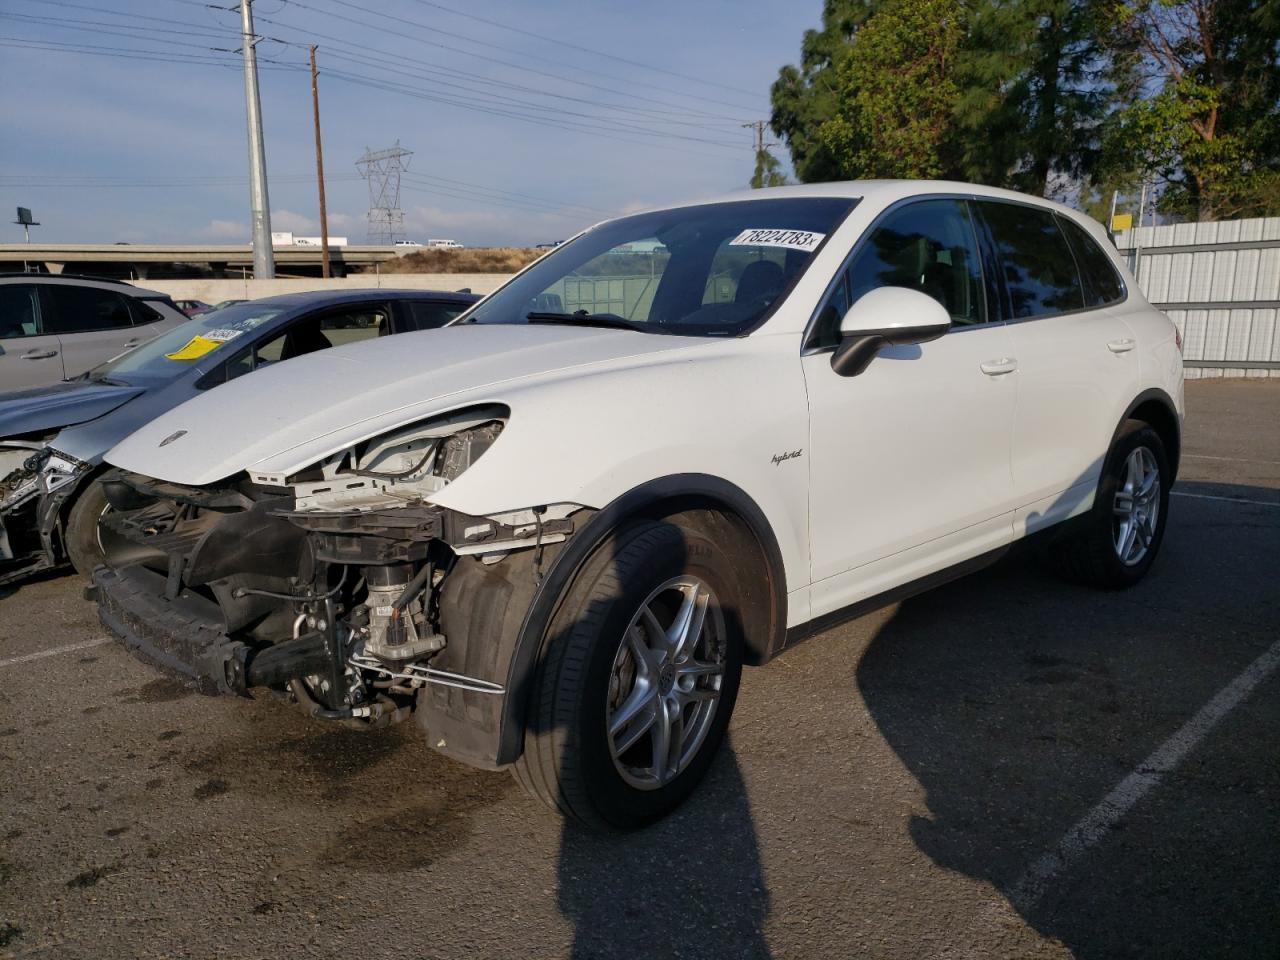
[1,377,1277,959]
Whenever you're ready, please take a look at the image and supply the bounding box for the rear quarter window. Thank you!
[1056,215,1125,307]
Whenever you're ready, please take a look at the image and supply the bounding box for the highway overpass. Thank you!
[0,243,404,278]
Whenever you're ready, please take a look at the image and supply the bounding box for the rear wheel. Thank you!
[512,520,743,830]
[1053,420,1170,588]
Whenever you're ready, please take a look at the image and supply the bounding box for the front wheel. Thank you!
[1053,420,1171,588]
[64,479,113,578]
[512,520,744,830]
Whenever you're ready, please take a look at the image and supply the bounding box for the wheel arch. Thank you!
[1117,387,1181,481]
[494,473,788,766]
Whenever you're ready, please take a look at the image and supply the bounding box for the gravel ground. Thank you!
[1,378,1276,960]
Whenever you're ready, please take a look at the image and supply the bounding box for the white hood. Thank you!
[106,324,697,486]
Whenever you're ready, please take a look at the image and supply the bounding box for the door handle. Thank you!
[22,350,58,360]
[123,339,141,348]
[1107,338,1135,353]
[980,357,1018,376]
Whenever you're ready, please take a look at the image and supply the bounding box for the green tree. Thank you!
[955,0,1110,195]
[770,0,880,183]
[750,147,789,188]
[808,0,967,179]
[1099,0,1280,218]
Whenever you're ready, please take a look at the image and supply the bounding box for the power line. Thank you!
[4,14,745,152]
[393,0,766,101]
[253,15,745,125]
[274,0,759,118]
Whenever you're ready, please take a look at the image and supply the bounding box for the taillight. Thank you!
[1174,326,1184,354]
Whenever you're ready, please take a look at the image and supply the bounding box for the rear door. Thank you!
[44,284,149,379]
[0,283,65,390]
[975,200,1139,534]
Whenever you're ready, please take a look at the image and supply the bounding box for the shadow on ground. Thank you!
[856,481,1279,959]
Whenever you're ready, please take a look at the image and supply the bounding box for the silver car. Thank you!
[0,274,187,391]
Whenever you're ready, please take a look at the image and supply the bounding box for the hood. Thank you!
[106,324,700,485]
[0,380,145,438]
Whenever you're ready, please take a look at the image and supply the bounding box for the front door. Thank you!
[802,198,1017,617]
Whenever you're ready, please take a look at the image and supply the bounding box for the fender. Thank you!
[493,473,788,766]
[1112,387,1182,480]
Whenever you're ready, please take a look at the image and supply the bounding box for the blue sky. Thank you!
[1,0,821,246]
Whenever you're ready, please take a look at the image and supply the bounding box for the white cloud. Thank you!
[197,219,247,241]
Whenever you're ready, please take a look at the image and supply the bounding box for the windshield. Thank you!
[86,303,286,384]
[466,197,856,336]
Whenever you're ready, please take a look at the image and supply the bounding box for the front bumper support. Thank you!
[91,565,328,696]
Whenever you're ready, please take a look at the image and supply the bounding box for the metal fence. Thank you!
[1114,217,1280,378]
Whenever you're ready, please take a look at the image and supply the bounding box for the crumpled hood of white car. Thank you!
[106,323,698,486]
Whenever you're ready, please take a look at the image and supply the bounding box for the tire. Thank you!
[64,479,112,578]
[1053,420,1170,589]
[512,519,744,830]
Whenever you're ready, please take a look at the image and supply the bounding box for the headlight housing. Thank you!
[282,405,508,512]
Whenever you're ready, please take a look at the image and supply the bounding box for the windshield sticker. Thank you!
[165,334,232,361]
[728,228,825,252]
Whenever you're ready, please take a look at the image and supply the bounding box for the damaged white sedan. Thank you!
[91,182,1184,828]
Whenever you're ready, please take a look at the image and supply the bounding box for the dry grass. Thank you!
[372,247,543,274]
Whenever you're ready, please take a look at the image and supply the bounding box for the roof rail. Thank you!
[0,271,144,285]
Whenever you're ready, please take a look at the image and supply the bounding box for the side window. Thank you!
[979,201,1084,319]
[129,299,164,325]
[1056,215,1125,307]
[404,300,470,331]
[317,305,389,345]
[220,307,391,384]
[811,199,986,349]
[45,286,136,333]
[0,285,42,339]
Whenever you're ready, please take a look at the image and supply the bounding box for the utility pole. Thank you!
[240,0,275,278]
[743,120,771,156]
[310,45,330,279]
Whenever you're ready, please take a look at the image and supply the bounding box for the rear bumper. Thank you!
[91,564,244,696]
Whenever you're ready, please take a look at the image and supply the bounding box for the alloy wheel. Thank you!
[605,576,726,790]
[1112,446,1160,566]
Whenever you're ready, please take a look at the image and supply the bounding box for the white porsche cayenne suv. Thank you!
[90,181,1183,829]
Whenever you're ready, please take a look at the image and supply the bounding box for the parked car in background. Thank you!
[174,299,213,317]
[87,182,1183,829]
[211,299,248,311]
[0,275,187,391]
[0,288,479,585]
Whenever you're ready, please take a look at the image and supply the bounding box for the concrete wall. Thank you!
[141,273,513,303]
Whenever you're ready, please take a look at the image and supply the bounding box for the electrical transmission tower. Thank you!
[356,142,412,244]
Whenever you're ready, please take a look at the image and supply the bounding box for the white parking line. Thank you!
[0,637,112,668]
[1183,453,1280,466]
[1011,635,1280,910]
[1172,490,1280,508]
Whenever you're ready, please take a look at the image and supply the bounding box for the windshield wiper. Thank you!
[525,310,646,332]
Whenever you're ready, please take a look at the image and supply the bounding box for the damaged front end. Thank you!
[91,404,581,766]
[1,439,87,584]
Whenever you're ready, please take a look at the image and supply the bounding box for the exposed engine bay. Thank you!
[90,405,581,763]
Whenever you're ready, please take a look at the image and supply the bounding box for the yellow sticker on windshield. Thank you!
[164,335,223,361]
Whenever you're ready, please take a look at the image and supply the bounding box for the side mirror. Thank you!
[831,287,952,377]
